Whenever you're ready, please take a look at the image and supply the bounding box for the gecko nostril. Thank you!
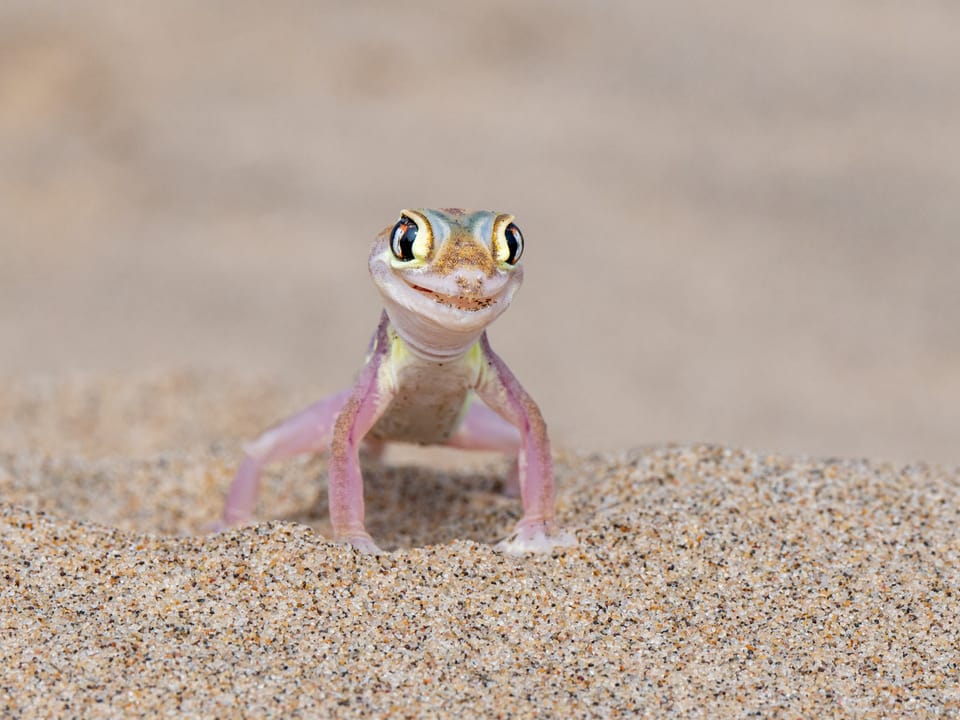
[454,272,485,294]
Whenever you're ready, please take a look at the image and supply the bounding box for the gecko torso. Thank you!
[368,325,481,445]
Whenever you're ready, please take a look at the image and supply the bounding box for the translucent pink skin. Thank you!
[219,209,576,554]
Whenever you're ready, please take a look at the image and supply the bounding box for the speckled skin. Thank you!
[220,209,576,554]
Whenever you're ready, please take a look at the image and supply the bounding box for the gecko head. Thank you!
[368,208,525,335]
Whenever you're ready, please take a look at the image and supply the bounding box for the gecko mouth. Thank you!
[409,284,496,312]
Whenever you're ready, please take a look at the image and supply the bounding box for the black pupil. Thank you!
[392,220,417,261]
[505,223,522,263]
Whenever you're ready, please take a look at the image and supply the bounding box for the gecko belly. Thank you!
[368,367,473,444]
[369,384,470,445]
[367,331,482,445]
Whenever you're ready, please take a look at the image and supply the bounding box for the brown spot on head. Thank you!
[431,226,496,278]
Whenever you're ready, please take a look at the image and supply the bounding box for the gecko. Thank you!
[219,208,576,554]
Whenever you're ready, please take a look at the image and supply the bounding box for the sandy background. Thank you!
[1,0,957,465]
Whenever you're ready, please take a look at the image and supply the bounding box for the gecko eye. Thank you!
[390,218,418,261]
[504,222,524,264]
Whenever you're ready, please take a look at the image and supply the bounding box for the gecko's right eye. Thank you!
[390,218,419,261]
[503,222,524,265]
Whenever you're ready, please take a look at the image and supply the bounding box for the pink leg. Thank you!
[327,324,394,553]
[446,399,522,496]
[220,389,351,527]
[474,334,577,554]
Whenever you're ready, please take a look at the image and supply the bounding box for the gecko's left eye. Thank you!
[390,218,419,262]
[503,222,523,265]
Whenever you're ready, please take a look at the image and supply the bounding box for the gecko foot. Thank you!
[495,520,578,555]
[334,531,384,555]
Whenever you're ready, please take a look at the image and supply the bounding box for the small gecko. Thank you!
[220,208,576,554]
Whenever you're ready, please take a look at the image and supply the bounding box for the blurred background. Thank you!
[1,1,957,465]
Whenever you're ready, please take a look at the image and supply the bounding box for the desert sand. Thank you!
[2,373,959,717]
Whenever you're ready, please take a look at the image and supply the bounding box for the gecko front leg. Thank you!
[474,333,577,554]
[326,320,395,553]
[220,316,393,554]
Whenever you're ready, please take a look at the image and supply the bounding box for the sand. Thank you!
[1,373,958,717]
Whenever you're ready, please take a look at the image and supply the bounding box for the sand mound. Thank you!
[2,373,958,716]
